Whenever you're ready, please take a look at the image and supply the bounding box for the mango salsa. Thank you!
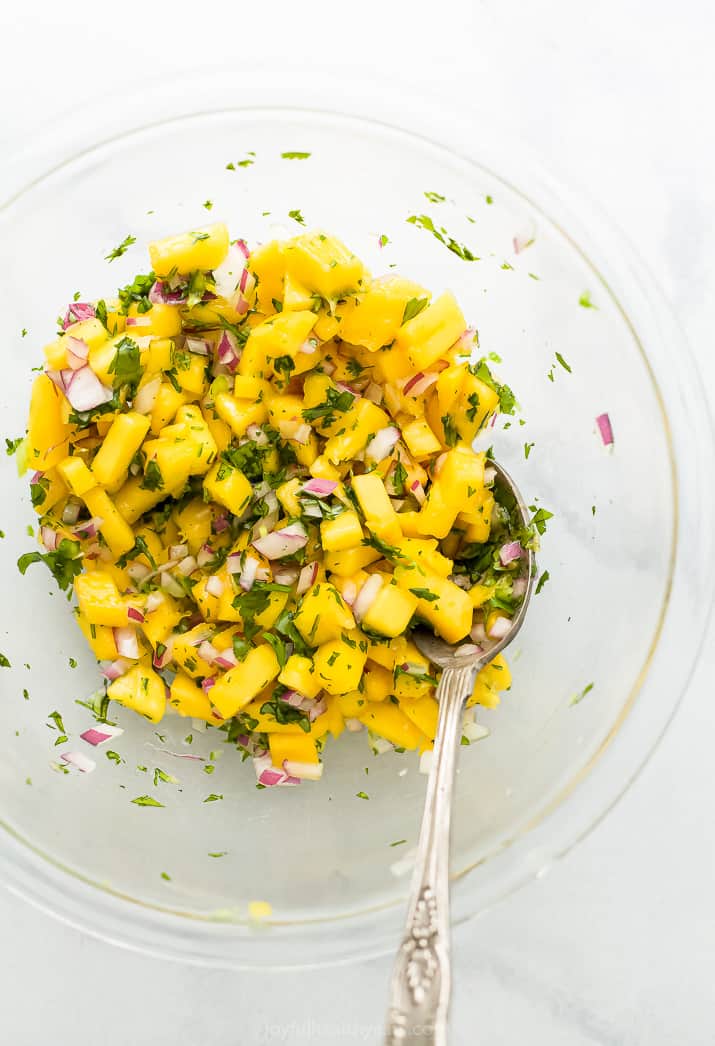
[19,222,528,788]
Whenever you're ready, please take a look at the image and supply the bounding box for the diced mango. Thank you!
[394,291,465,371]
[214,392,268,437]
[90,412,151,490]
[338,278,429,352]
[394,564,473,644]
[108,662,166,723]
[320,510,364,552]
[278,654,322,699]
[361,578,418,638]
[357,702,428,751]
[57,456,95,497]
[269,732,319,769]
[210,644,281,720]
[351,472,402,545]
[294,583,356,646]
[27,374,70,471]
[81,487,136,557]
[313,633,367,695]
[169,671,218,722]
[283,232,368,298]
[323,544,381,576]
[203,459,253,517]
[149,223,230,276]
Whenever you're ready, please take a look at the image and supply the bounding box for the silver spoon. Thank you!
[384,461,535,1046]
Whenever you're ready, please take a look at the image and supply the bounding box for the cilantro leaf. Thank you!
[17,538,83,592]
[401,297,430,324]
[105,235,136,262]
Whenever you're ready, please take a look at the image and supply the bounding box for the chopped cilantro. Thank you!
[469,359,517,416]
[203,793,223,802]
[570,682,594,706]
[161,871,171,881]
[263,633,288,669]
[529,507,554,536]
[18,538,83,592]
[535,570,550,595]
[356,791,369,800]
[441,415,459,446]
[407,214,479,261]
[524,442,535,459]
[281,151,311,159]
[106,751,122,764]
[5,436,23,456]
[131,795,164,808]
[424,191,446,203]
[401,297,430,324]
[409,588,438,602]
[554,352,572,373]
[0,653,11,668]
[108,336,142,390]
[140,460,164,492]
[579,291,597,309]
[302,387,355,426]
[105,234,136,262]
[288,209,306,225]
[390,839,407,847]
[378,234,390,248]
[202,200,213,210]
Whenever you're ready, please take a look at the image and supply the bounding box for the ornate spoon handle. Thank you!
[384,662,478,1046]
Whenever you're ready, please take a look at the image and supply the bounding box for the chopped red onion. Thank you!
[217,331,241,369]
[125,315,152,329]
[134,375,162,415]
[80,725,123,747]
[463,721,490,743]
[278,418,312,444]
[101,658,130,680]
[114,627,139,660]
[296,561,319,595]
[196,544,215,569]
[320,359,336,376]
[40,525,58,551]
[403,372,439,397]
[226,553,243,576]
[483,466,496,486]
[341,580,358,606]
[176,555,197,576]
[284,759,323,781]
[486,615,511,640]
[344,717,364,732]
[213,648,238,670]
[153,639,174,670]
[168,543,188,561]
[419,750,433,775]
[352,574,383,621]
[185,336,211,356]
[365,426,400,464]
[61,751,96,773]
[48,365,114,412]
[252,522,308,560]
[307,697,326,722]
[499,541,523,566]
[596,412,614,446]
[302,477,338,498]
[73,516,103,539]
[273,564,299,586]
[201,677,216,694]
[212,513,229,534]
[149,280,187,305]
[127,606,145,624]
[453,327,477,355]
[205,575,224,598]
[237,555,258,591]
[61,501,82,525]
[512,576,528,598]
[364,381,384,404]
[470,622,487,644]
[280,690,304,708]
[144,591,164,614]
[298,338,318,355]
[62,302,96,329]
[454,643,481,658]
[65,336,90,370]
[410,479,426,505]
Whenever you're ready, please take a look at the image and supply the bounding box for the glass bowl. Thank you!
[1,79,713,969]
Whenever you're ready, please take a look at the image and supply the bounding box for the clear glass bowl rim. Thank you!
[1,68,713,970]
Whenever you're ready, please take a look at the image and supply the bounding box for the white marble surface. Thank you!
[2,1,715,1042]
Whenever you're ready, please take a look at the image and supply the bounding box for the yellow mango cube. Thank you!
[320,510,364,552]
[108,662,166,723]
[294,583,356,646]
[141,592,181,647]
[283,232,368,298]
[203,459,252,516]
[239,310,317,379]
[90,412,151,490]
[27,374,70,471]
[394,291,466,371]
[214,392,268,437]
[74,570,128,627]
[323,544,381,576]
[149,222,230,276]
[351,472,402,545]
[313,633,367,695]
[75,612,118,661]
[338,278,429,352]
[278,654,322,699]
[82,487,136,557]
[269,732,319,769]
[401,417,442,460]
[357,702,428,751]
[363,662,393,702]
[210,644,281,720]
[169,672,218,722]
[248,240,286,314]
[172,626,215,679]
[150,382,186,435]
[57,456,95,497]
[361,578,418,638]
[399,694,439,741]
[394,564,473,644]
